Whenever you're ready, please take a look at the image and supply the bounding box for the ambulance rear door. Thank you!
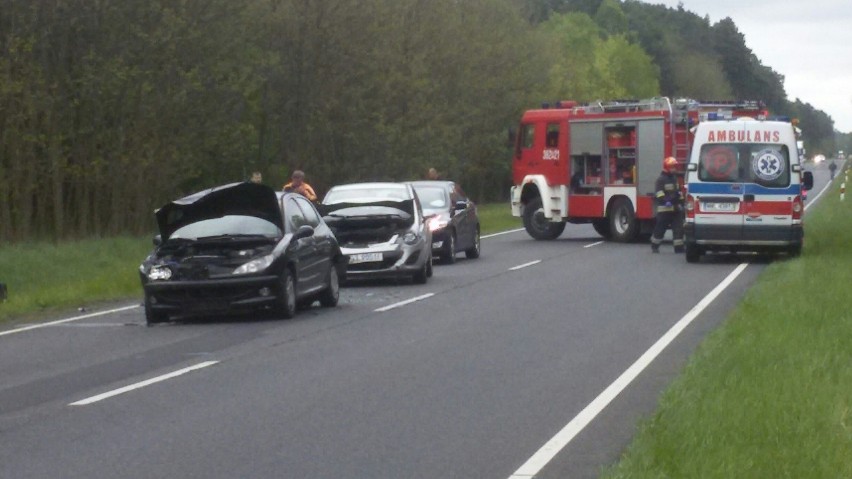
[739,143,796,243]
[690,143,746,243]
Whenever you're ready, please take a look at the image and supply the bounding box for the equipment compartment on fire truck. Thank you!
[510,97,769,242]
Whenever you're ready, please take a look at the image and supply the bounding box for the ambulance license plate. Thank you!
[349,253,383,264]
[703,202,737,212]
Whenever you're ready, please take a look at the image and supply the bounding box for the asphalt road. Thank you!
[0,163,834,479]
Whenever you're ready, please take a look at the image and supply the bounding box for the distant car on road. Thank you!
[407,180,480,264]
[139,182,345,325]
[320,182,432,284]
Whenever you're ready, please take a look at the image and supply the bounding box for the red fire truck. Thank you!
[510,97,767,241]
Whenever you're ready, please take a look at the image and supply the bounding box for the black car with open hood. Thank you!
[139,182,346,324]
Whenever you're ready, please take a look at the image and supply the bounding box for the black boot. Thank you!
[674,246,684,254]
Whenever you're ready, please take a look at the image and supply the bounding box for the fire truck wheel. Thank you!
[608,198,638,243]
[523,197,566,240]
[592,219,612,239]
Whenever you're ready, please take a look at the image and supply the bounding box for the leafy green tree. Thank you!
[538,13,658,101]
[594,0,628,35]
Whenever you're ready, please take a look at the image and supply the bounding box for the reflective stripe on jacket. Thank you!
[654,171,681,213]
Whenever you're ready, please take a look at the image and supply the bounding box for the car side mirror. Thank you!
[153,234,162,247]
[294,224,315,240]
[802,171,814,191]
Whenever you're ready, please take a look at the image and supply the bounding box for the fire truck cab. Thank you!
[510,98,766,242]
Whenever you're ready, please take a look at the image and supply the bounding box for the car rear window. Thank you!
[698,143,791,187]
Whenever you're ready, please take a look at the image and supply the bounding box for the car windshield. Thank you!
[413,186,447,209]
[170,215,282,240]
[698,143,791,187]
[324,186,409,204]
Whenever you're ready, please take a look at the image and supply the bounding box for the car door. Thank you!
[449,183,473,250]
[294,196,334,289]
[284,197,321,293]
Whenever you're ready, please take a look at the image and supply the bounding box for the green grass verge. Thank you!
[477,201,521,235]
[601,184,852,478]
[0,203,519,324]
[0,236,152,322]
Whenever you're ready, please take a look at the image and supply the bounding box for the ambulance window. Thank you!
[698,145,739,182]
[745,145,790,187]
[520,123,535,149]
[698,144,790,187]
[546,124,560,147]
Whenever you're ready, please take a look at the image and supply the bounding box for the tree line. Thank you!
[0,0,840,242]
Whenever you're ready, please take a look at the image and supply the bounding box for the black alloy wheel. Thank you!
[277,269,297,319]
[413,257,429,284]
[685,243,701,263]
[442,233,457,264]
[465,227,481,259]
[319,266,340,307]
[144,294,169,325]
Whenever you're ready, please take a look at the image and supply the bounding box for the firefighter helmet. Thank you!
[663,156,678,171]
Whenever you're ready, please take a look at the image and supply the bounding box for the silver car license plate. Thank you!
[349,252,383,264]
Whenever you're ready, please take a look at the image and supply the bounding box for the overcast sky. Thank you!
[646,0,852,133]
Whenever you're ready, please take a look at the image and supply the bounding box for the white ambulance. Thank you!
[683,118,814,262]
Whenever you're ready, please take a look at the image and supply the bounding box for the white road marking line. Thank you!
[0,304,140,338]
[374,293,435,312]
[509,260,541,271]
[482,228,525,239]
[508,262,749,479]
[69,360,219,406]
[804,180,831,209]
[584,241,604,248]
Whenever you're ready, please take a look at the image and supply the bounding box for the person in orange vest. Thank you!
[282,170,317,201]
[651,156,684,253]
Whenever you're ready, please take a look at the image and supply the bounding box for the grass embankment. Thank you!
[477,202,521,235]
[0,202,520,323]
[602,183,852,478]
[0,237,152,322]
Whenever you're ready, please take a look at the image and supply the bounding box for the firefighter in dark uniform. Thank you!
[651,156,684,253]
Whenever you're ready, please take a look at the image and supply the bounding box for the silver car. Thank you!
[320,182,432,284]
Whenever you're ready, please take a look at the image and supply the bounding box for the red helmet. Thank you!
[663,157,678,171]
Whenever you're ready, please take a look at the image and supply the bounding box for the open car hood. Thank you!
[155,182,284,240]
[319,199,415,218]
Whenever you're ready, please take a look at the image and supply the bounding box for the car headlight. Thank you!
[233,254,274,275]
[147,265,173,281]
[427,216,449,232]
[402,231,419,245]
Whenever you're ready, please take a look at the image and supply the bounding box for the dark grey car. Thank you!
[139,182,346,325]
[407,180,480,264]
